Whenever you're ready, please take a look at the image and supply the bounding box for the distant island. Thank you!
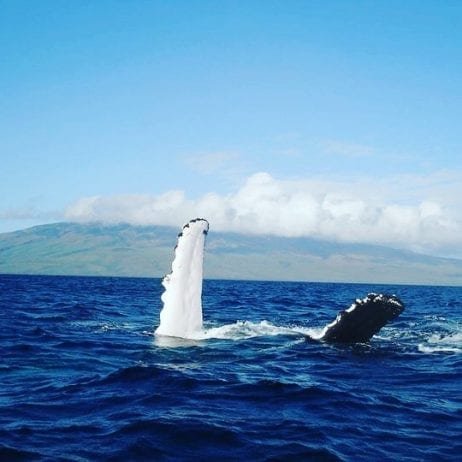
[1,222,461,286]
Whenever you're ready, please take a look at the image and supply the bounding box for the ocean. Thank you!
[1,274,461,461]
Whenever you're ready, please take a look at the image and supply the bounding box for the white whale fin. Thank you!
[155,218,209,339]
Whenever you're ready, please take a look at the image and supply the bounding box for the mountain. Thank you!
[0,222,461,286]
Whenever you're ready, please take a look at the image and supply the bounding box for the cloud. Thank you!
[65,171,462,257]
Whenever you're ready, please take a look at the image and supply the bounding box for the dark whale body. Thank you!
[320,293,404,343]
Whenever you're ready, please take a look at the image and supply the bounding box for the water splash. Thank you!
[418,330,462,354]
[154,319,320,347]
[197,321,320,340]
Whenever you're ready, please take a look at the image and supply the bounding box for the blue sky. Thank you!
[1,1,461,256]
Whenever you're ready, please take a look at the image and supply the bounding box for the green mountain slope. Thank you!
[1,222,461,285]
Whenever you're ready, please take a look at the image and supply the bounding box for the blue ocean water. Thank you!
[1,275,461,461]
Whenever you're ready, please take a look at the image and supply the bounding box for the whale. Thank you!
[155,218,404,342]
[155,218,209,339]
[319,293,404,343]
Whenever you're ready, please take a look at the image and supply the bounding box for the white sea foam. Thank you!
[155,319,320,344]
[196,321,319,340]
[418,331,462,354]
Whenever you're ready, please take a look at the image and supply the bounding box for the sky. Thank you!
[1,0,461,257]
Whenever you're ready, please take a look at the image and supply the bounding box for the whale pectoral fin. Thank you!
[155,218,209,339]
[320,293,404,343]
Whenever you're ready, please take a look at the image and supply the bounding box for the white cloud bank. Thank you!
[65,172,462,257]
